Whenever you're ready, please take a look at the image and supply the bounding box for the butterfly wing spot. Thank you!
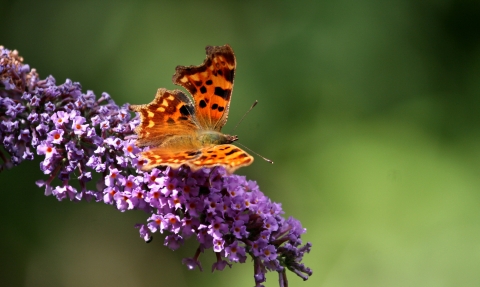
[187,151,202,157]
[147,120,155,128]
[179,105,191,116]
[225,148,240,156]
[214,87,231,100]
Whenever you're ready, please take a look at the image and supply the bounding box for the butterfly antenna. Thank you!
[232,100,258,133]
[236,142,274,164]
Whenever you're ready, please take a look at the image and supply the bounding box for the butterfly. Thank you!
[129,44,254,173]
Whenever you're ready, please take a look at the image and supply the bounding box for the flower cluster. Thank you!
[0,45,312,287]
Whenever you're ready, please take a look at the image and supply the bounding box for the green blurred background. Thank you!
[2,1,480,286]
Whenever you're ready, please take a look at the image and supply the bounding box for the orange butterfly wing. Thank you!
[140,144,253,173]
[190,144,253,173]
[172,45,235,131]
[130,88,197,147]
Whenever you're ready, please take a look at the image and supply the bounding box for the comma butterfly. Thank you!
[130,44,254,173]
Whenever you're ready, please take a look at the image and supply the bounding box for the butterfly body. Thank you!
[197,131,237,146]
[130,45,254,173]
[153,130,235,152]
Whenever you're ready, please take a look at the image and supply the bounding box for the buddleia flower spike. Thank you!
[0,45,312,287]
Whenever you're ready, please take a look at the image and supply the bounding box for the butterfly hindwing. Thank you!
[140,147,202,171]
[172,45,235,131]
[140,144,253,173]
[188,144,254,173]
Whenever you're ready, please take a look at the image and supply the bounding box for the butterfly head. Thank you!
[225,134,238,143]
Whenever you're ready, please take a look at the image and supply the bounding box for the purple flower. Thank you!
[103,187,117,205]
[51,111,69,127]
[1,119,18,132]
[162,213,182,234]
[37,142,57,159]
[182,248,203,271]
[213,238,225,253]
[207,216,228,239]
[225,241,247,263]
[212,252,231,272]
[260,245,278,261]
[47,129,64,144]
[182,257,203,271]
[231,220,249,239]
[65,141,84,161]
[52,185,77,201]
[135,224,152,243]
[164,234,183,250]
[130,188,148,211]
[119,174,141,192]
[72,116,88,135]
[252,237,268,257]
[181,217,199,238]
[264,215,279,232]
[6,102,25,117]
[0,45,312,287]
[230,195,246,211]
[100,120,110,131]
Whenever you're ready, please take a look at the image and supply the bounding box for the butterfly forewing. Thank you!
[172,45,235,131]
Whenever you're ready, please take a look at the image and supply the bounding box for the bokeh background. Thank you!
[2,1,480,286]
